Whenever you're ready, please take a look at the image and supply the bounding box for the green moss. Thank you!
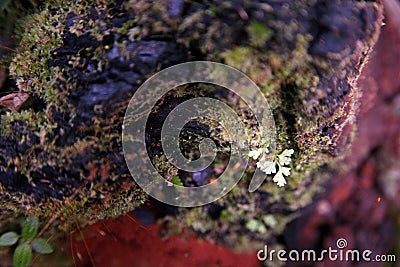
[152,154,178,182]
[1,0,148,231]
[10,4,64,104]
[247,20,272,48]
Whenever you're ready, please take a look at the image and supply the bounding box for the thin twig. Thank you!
[75,218,96,267]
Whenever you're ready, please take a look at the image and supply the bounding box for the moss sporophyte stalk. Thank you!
[0,0,383,254]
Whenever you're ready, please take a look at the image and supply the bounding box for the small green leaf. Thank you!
[246,219,259,232]
[0,231,19,246]
[13,243,32,267]
[262,215,278,228]
[21,217,39,240]
[32,238,53,254]
[258,223,267,234]
[246,219,267,234]
[171,176,183,187]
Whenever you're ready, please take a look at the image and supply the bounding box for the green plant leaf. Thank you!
[0,231,19,246]
[32,238,53,254]
[246,219,267,234]
[171,176,183,187]
[21,217,39,240]
[258,223,267,234]
[262,215,278,228]
[13,243,32,267]
[245,219,259,232]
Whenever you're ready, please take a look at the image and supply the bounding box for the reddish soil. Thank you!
[69,215,259,267]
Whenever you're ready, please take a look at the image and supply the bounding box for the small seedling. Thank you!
[245,215,278,234]
[0,217,53,267]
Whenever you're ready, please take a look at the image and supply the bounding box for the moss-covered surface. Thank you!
[0,0,382,253]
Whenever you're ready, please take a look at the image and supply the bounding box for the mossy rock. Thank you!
[0,0,382,251]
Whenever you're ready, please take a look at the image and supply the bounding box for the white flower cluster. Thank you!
[249,148,294,187]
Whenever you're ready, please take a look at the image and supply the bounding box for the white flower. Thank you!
[278,149,294,166]
[248,149,262,160]
[281,166,291,176]
[253,147,294,187]
[272,170,287,187]
[257,160,276,175]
